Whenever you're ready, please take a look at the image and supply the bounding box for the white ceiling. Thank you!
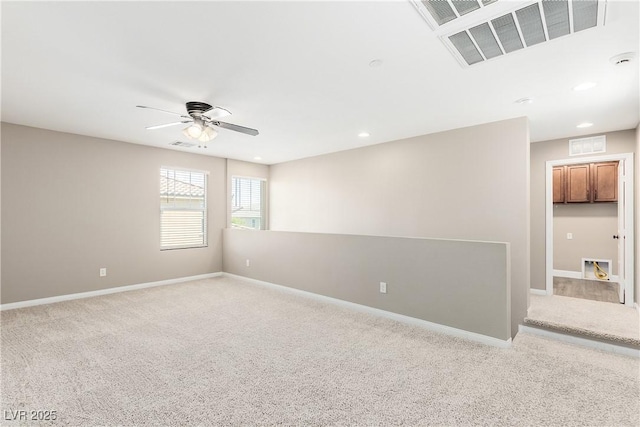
[2,1,638,165]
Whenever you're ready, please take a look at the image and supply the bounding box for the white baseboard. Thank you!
[519,325,639,358]
[553,269,582,279]
[223,273,512,349]
[553,269,619,283]
[530,288,549,296]
[0,272,223,311]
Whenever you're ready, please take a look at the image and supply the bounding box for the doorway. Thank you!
[545,153,635,307]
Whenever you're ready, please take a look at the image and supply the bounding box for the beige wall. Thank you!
[270,117,530,338]
[553,203,618,275]
[1,123,226,304]
[530,129,636,291]
[227,158,269,181]
[224,229,511,341]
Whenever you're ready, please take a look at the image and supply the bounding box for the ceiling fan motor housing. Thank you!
[186,101,213,117]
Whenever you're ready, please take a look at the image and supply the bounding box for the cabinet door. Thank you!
[566,164,590,203]
[552,166,565,203]
[592,161,618,202]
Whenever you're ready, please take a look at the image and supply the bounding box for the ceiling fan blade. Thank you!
[136,105,190,119]
[209,106,232,119]
[213,121,259,136]
[146,121,191,130]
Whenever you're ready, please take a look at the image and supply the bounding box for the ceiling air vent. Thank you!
[414,0,498,28]
[169,141,197,148]
[412,0,606,67]
[569,135,606,156]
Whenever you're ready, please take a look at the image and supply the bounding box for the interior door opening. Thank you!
[545,153,634,307]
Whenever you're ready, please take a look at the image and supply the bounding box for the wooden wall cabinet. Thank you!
[553,161,617,204]
[565,163,591,203]
[552,166,566,203]
[591,161,618,202]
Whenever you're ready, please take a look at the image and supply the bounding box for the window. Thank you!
[160,167,207,249]
[231,176,265,230]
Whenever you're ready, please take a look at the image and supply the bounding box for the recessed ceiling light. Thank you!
[573,82,597,91]
[253,156,262,160]
[576,122,593,128]
[368,59,383,68]
[515,97,534,105]
[358,132,370,138]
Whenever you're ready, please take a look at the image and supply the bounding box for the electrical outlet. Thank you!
[246,259,250,267]
[99,268,107,277]
[380,282,387,294]
[567,233,573,240]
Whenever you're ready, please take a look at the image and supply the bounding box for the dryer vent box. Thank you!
[582,258,611,281]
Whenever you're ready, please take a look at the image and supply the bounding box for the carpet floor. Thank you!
[528,294,639,346]
[2,276,639,426]
[553,277,620,304]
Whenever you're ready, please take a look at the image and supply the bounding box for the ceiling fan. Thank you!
[137,101,259,146]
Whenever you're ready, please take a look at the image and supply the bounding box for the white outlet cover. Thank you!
[380,282,387,294]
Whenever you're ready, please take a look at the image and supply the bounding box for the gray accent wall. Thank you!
[223,229,511,341]
[636,126,639,303]
[0,130,2,294]
[1,123,226,304]
[269,117,530,338]
[530,129,637,291]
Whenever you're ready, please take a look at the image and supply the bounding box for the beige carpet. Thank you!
[527,294,640,347]
[2,276,639,426]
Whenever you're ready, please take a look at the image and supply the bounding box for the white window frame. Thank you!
[160,167,208,250]
[230,175,267,230]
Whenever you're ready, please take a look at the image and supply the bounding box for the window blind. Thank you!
[231,177,265,230]
[160,168,207,249]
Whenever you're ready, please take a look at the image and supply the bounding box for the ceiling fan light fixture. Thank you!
[184,123,203,139]
[142,101,258,141]
[197,125,218,142]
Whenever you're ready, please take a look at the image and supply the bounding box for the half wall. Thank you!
[223,229,511,341]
